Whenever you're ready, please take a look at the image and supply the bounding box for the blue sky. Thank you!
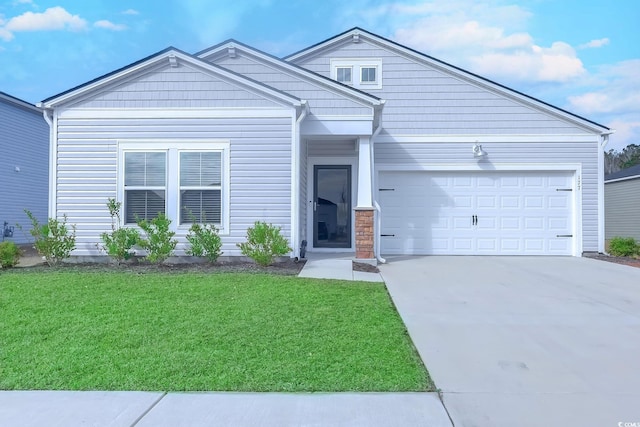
[1,0,637,150]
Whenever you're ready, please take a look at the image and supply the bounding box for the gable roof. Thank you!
[285,27,610,134]
[0,91,41,114]
[196,39,383,107]
[605,164,640,182]
[40,47,304,109]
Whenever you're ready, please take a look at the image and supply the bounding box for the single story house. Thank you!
[605,164,640,242]
[0,91,49,244]
[39,28,611,261]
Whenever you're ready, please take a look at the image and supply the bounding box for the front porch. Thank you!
[300,136,378,262]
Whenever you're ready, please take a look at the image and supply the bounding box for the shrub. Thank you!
[186,222,223,262]
[237,221,291,266]
[24,210,76,266]
[99,198,140,263]
[608,237,640,257]
[0,241,21,268]
[136,213,177,263]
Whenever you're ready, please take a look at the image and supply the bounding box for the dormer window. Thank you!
[330,59,382,89]
[336,66,352,84]
[361,66,377,84]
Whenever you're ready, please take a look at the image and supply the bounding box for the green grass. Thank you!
[0,271,432,392]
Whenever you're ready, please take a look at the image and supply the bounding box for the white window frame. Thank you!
[122,150,167,224]
[178,150,223,226]
[118,140,231,234]
[330,58,382,89]
[360,65,378,85]
[335,66,353,84]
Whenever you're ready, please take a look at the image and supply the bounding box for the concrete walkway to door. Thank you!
[380,256,640,427]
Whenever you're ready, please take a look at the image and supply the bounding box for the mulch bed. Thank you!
[16,244,382,275]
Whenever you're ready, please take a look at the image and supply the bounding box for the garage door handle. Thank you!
[472,215,478,225]
[381,234,395,237]
[556,234,573,238]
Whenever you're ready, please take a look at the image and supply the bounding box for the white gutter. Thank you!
[42,108,56,219]
[292,101,309,259]
[598,130,615,253]
[372,103,386,264]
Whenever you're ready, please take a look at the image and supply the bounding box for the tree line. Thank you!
[604,144,640,175]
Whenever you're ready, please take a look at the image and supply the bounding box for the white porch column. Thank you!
[355,136,375,261]
[356,136,373,208]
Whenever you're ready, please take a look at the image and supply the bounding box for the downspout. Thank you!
[598,130,614,254]
[372,101,386,263]
[41,107,56,219]
[292,101,309,259]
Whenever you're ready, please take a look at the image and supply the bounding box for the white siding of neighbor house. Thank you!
[69,63,284,109]
[56,115,293,257]
[291,39,594,136]
[209,53,373,117]
[0,98,49,244]
[375,138,601,251]
[605,178,640,241]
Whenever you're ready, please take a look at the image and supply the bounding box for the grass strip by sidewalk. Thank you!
[0,271,432,392]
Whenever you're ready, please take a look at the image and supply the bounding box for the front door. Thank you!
[313,165,351,248]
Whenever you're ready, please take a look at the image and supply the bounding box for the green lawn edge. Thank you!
[0,271,433,392]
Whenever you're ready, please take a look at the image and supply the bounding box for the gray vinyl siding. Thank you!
[308,140,357,157]
[56,115,293,257]
[293,39,593,136]
[605,178,640,241]
[211,53,372,117]
[0,99,49,244]
[70,63,283,109]
[299,138,308,247]
[375,138,601,251]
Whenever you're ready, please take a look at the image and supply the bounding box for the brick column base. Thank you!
[355,208,375,260]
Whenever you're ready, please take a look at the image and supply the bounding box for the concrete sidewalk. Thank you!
[298,254,383,282]
[0,391,452,427]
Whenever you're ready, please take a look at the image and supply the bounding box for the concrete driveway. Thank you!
[380,256,640,427]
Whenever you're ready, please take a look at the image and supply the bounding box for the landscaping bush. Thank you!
[136,213,177,263]
[608,237,640,257]
[24,210,76,266]
[0,241,21,268]
[99,198,140,263]
[186,222,223,262]
[237,221,291,266]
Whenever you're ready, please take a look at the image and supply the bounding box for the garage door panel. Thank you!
[380,170,574,256]
[524,196,544,208]
[500,196,520,208]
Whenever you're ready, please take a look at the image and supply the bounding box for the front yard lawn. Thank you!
[0,271,432,392]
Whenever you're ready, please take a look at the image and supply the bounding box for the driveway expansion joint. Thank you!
[130,392,167,427]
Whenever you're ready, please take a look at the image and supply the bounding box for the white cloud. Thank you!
[94,20,127,31]
[122,9,139,16]
[471,41,585,82]
[390,5,585,83]
[0,27,12,41]
[568,60,640,114]
[5,6,87,32]
[579,38,609,49]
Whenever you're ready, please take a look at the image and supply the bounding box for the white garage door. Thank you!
[379,171,574,255]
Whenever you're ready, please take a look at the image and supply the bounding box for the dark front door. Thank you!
[313,165,351,248]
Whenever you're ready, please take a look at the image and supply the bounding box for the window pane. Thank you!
[181,152,221,186]
[336,67,351,83]
[361,67,376,82]
[125,190,165,223]
[180,189,221,224]
[125,152,166,186]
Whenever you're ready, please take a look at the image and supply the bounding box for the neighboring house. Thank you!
[39,28,610,261]
[604,164,640,242]
[0,91,49,244]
